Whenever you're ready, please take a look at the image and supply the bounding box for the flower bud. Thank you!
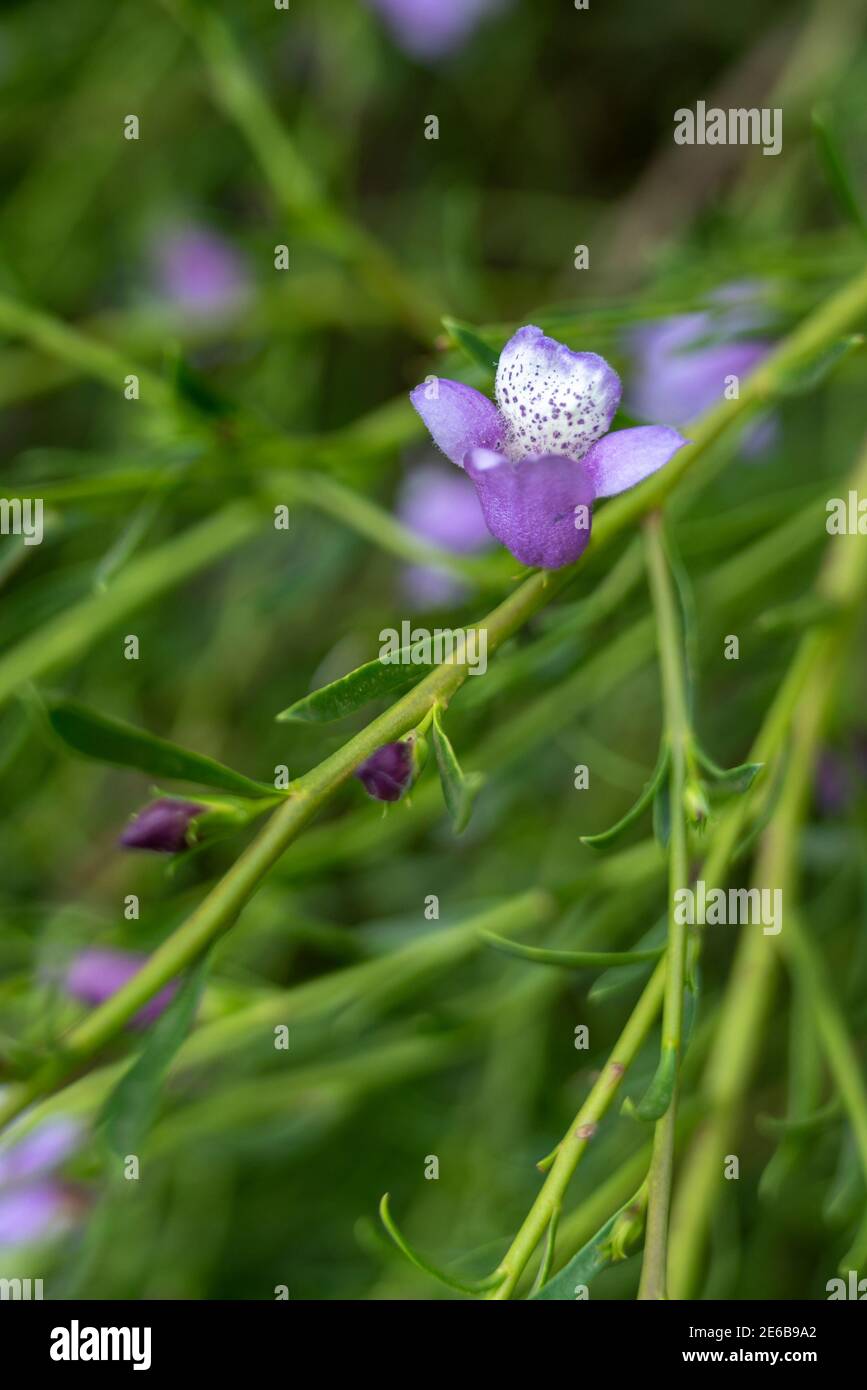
[355,733,427,803]
[683,779,710,829]
[120,798,204,852]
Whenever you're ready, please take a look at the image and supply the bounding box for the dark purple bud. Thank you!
[355,740,415,802]
[120,799,204,852]
[65,948,179,1027]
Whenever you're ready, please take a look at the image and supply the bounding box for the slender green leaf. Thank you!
[812,105,867,240]
[47,698,274,798]
[101,953,212,1156]
[378,1194,504,1295]
[531,1189,644,1300]
[626,1042,677,1122]
[694,744,764,794]
[529,1206,560,1297]
[441,316,500,374]
[757,1097,841,1137]
[431,705,475,834]
[276,649,427,723]
[588,917,667,1005]
[581,742,669,849]
[652,777,671,849]
[479,928,665,970]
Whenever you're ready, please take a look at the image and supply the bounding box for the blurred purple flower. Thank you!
[411,325,687,569]
[0,1118,82,1248]
[0,1181,71,1246]
[0,1117,81,1186]
[367,0,508,59]
[627,285,776,456]
[355,741,415,802]
[120,799,203,853]
[65,949,178,1027]
[397,462,491,608]
[152,226,249,318]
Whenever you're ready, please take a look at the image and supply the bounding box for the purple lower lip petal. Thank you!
[464,449,596,570]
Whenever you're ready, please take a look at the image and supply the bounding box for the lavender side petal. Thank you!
[581,425,688,499]
[410,379,505,468]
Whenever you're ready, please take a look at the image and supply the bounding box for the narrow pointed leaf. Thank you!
[47,698,274,798]
[441,316,500,374]
[581,742,669,849]
[627,1042,677,1122]
[757,1097,841,1137]
[277,649,428,723]
[588,917,667,1005]
[531,1189,643,1300]
[378,1194,504,1295]
[694,744,764,794]
[812,105,867,240]
[431,705,475,834]
[652,777,671,849]
[529,1207,560,1297]
[479,929,665,970]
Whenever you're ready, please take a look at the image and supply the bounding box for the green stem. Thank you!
[637,514,691,1300]
[487,960,666,1300]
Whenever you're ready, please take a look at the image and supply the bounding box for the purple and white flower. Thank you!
[410,325,688,569]
[366,0,508,60]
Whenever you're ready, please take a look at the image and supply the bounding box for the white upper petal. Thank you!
[495,325,621,462]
